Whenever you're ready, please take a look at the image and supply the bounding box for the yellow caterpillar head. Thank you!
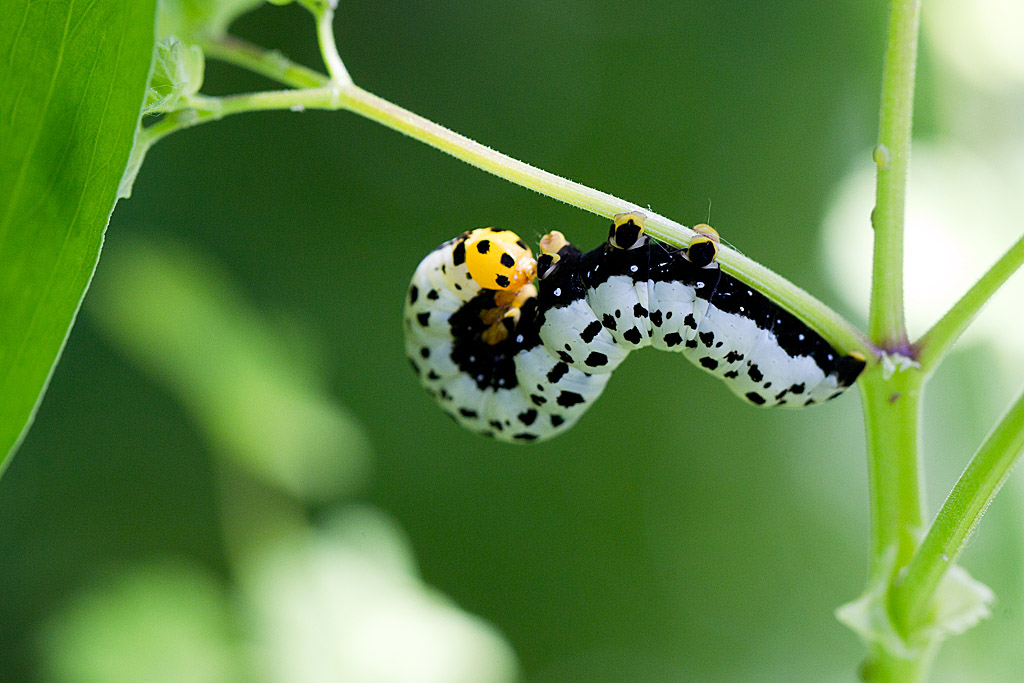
[464,228,536,291]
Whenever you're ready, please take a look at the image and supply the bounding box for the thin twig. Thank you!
[916,233,1024,372]
[893,388,1024,631]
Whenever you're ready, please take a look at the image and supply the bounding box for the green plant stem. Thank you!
[201,35,326,89]
[313,7,352,84]
[860,366,926,577]
[915,232,1024,372]
[858,2,928,679]
[858,364,929,681]
[861,642,937,683]
[141,87,342,145]
[189,37,874,359]
[869,0,921,350]
[892,388,1024,632]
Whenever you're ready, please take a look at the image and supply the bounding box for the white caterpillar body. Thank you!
[404,217,865,443]
[404,231,611,441]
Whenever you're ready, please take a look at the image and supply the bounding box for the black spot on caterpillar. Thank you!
[404,215,866,442]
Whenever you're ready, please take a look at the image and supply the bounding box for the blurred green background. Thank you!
[3,1,1024,681]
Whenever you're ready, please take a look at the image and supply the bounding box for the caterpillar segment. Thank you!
[404,216,866,443]
[589,212,865,407]
[404,229,609,442]
[533,231,630,376]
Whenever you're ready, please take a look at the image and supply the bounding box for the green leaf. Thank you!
[0,0,157,471]
[917,565,994,642]
[144,36,204,114]
[836,548,994,656]
[157,0,265,42]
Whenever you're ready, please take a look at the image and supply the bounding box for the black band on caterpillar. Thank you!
[404,216,866,442]
[404,228,612,442]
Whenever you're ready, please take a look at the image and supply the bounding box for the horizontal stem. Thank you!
[916,232,1024,372]
[342,83,876,356]
[140,88,334,146]
[192,40,876,359]
[892,387,1024,631]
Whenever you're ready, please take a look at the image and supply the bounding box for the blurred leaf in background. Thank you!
[239,507,518,683]
[158,0,265,43]
[39,563,245,683]
[39,236,517,683]
[39,508,517,683]
[88,237,371,501]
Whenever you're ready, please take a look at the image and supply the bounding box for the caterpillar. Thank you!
[404,213,866,443]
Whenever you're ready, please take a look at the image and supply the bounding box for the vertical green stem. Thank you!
[861,642,937,683]
[314,7,352,85]
[859,364,929,682]
[869,0,921,349]
[860,366,926,577]
[859,1,926,678]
